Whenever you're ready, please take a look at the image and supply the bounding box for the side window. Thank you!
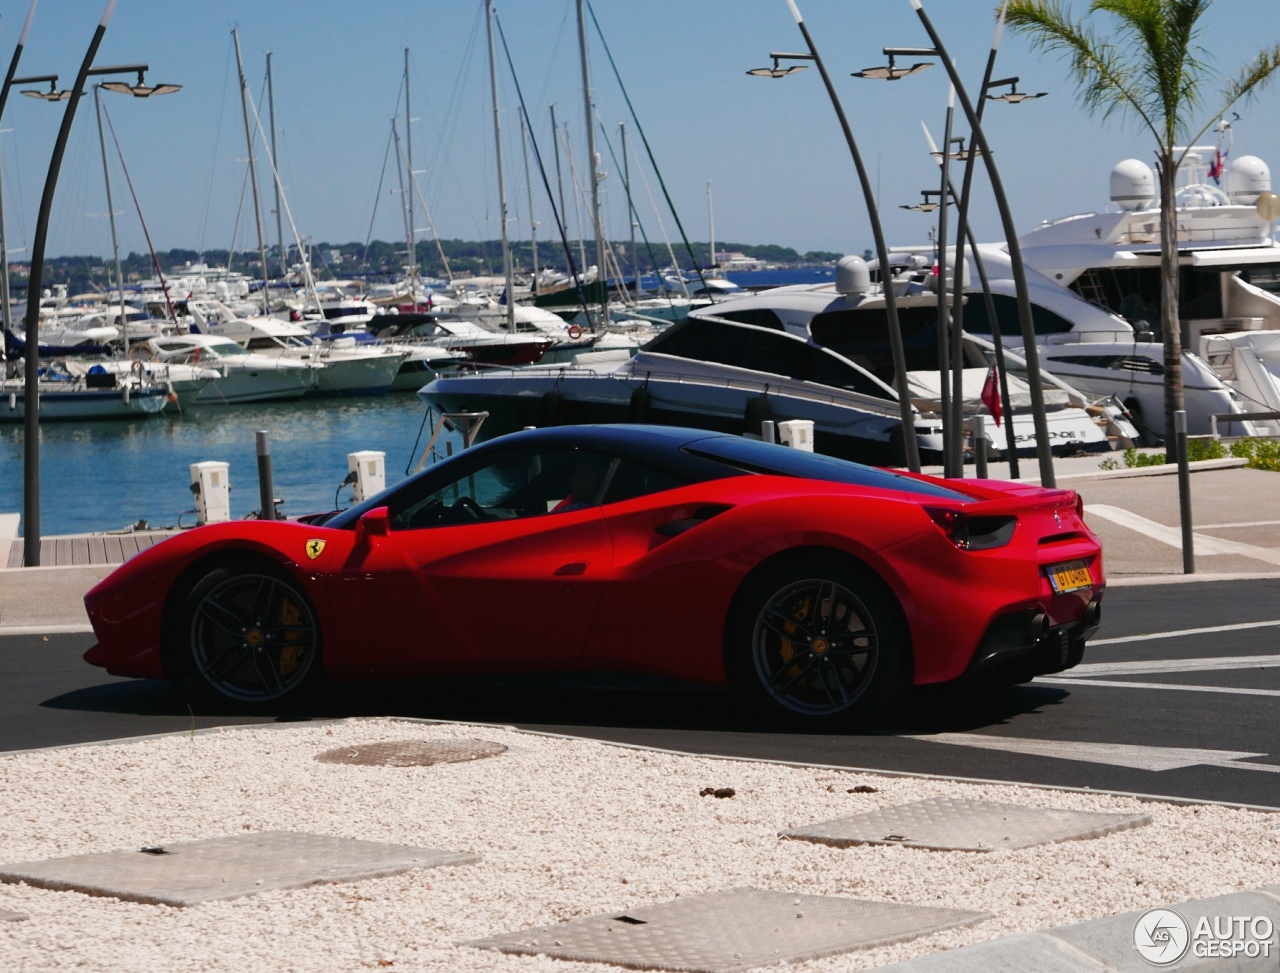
[600,459,693,505]
[388,448,614,530]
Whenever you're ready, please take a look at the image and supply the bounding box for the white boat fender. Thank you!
[123,385,130,404]
[7,392,15,411]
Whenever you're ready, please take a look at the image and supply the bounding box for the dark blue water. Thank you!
[0,396,450,535]
[2,266,825,536]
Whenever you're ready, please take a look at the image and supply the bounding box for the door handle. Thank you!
[554,561,588,576]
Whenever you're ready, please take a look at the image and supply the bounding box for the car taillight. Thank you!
[1075,493,1085,522]
[925,507,1017,550]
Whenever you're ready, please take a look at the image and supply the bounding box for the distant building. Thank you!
[715,251,766,272]
[325,249,344,265]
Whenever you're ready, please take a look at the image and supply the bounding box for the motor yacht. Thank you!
[146,334,317,403]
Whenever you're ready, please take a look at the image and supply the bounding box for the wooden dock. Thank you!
[4,530,180,568]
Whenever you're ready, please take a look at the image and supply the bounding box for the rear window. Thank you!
[683,437,973,501]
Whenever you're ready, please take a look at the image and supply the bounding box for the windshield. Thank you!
[209,342,249,357]
[683,436,973,501]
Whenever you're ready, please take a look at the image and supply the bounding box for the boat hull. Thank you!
[0,385,168,421]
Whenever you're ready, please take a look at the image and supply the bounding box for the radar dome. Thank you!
[1111,159,1156,211]
[1225,155,1271,204]
[836,255,871,296]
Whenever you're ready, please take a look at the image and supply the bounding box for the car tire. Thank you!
[727,556,910,729]
[178,558,323,712]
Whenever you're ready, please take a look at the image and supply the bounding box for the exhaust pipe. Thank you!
[1026,612,1050,646]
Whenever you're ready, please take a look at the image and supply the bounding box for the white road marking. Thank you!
[1037,677,1280,700]
[1090,619,1280,646]
[1087,504,1280,567]
[905,732,1280,773]
[1061,654,1280,677]
[1198,519,1280,529]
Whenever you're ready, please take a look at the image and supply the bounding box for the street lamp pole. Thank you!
[777,0,921,471]
[22,0,117,568]
[905,0,1056,486]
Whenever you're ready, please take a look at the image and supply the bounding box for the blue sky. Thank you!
[4,0,1280,268]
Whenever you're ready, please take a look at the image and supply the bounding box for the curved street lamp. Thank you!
[749,0,921,472]
[19,0,181,566]
[985,76,1047,104]
[899,0,1055,486]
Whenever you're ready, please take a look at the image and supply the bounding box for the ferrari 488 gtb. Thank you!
[85,425,1103,727]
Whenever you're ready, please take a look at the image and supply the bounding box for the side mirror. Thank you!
[356,505,390,541]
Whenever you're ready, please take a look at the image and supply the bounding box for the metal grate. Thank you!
[467,887,990,973]
[315,739,507,767]
[783,797,1151,852]
[0,831,478,907]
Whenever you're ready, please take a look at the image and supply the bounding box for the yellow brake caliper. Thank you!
[278,597,303,676]
[779,596,811,676]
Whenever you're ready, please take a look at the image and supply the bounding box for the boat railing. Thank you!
[1208,411,1280,440]
[412,409,490,472]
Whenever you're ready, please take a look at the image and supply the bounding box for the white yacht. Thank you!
[1,361,169,421]
[146,334,317,403]
[420,313,945,465]
[685,258,1133,458]
[951,147,1280,439]
[187,300,406,396]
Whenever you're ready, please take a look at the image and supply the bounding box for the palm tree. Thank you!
[1005,0,1280,455]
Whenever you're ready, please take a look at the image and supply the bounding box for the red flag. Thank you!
[981,364,1002,427]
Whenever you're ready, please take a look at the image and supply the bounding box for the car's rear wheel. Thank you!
[728,557,909,728]
[179,560,322,710]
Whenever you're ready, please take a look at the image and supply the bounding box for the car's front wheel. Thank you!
[728,557,909,729]
[179,559,322,710]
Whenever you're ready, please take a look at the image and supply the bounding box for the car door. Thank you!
[327,445,613,676]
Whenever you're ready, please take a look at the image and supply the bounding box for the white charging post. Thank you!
[777,419,815,451]
[347,450,387,502]
[190,461,231,525]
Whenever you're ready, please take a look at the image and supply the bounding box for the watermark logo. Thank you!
[1133,909,1276,965]
[1133,909,1190,966]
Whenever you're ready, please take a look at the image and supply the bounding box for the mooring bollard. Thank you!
[255,430,275,521]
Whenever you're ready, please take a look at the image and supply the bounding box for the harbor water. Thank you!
[0,395,453,536]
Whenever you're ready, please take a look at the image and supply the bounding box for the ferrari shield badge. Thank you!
[305,538,326,560]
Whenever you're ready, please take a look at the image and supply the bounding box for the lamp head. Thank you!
[21,80,70,102]
[984,77,1046,104]
[100,70,181,98]
[747,56,807,79]
[853,49,934,81]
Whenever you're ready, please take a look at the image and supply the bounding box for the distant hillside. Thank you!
[11,240,841,295]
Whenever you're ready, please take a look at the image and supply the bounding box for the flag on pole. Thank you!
[980,364,1002,427]
[1208,149,1226,184]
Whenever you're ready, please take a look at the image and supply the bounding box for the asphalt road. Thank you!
[3,578,1279,809]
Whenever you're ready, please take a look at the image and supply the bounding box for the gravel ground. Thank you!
[0,718,1277,972]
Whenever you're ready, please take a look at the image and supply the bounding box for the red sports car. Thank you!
[84,425,1104,727]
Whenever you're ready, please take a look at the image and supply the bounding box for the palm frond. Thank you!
[1006,1,1160,140]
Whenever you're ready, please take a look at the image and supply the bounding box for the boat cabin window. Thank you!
[645,319,892,399]
[1065,266,1224,325]
[714,308,786,330]
[1049,354,1163,375]
[958,293,1073,337]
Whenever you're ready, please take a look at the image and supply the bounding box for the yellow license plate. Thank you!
[1048,560,1093,593]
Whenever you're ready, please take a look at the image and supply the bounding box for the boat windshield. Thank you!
[682,437,973,501]
[209,341,249,357]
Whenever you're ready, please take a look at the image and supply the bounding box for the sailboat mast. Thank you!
[707,181,715,271]
[485,0,515,331]
[266,52,287,279]
[575,0,606,327]
[550,104,569,268]
[622,123,637,298]
[520,112,538,292]
[391,118,412,268]
[93,85,129,354]
[232,29,271,315]
[404,47,417,283]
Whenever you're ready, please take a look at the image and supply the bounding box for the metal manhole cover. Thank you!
[467,887,990,973]
[0,831,478,907]
[315,739,507,767]
[783,797,1151,852]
